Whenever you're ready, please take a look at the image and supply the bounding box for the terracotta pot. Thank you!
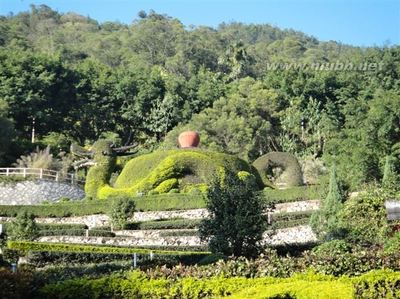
[178,131,200,148]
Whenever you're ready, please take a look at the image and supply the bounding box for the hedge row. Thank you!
[34,270,400,299]
[37,223,88,230]
[38,229,115,238]
[20,250,208,268]
[7,241,210,256]
[125,218,202,230]
[271,218,310,230]
[0,194,205,217]
[261,185,324,204]
[272,210,314,222]
[159,230,198,237]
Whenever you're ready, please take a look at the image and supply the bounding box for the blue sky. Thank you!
[0,0,399,46]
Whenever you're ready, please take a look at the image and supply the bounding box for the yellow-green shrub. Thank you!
[96,149,261,199]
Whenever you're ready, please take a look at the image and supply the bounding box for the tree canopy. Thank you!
[0,5,399,189]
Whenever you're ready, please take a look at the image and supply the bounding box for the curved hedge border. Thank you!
[7,241,210,256]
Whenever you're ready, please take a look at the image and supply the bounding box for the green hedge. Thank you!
[271,218,310,230]
[159,230,198,237]
[261,185,324,204]
[0,194,206,217]
[38,229,115,238]
[272,210,314,222]
[35,270,400,299]
[7,241,210,256]
[37,223,88,230]
[125,218,202,230]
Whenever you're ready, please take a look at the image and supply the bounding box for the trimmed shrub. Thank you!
[125,219,202,230]
[7,240,210,256]
[154,178,179,193]
[37,223,88,230]
[261,185,324,204]
[96,149,261,198]
[159,230,198,237]
[253,152,303,188]
[36,270,400,299]
[0,194,206,217]
[84,140,117,199]
[26,251,133,267]
[38,229,115,238]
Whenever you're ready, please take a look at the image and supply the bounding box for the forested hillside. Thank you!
[0,5,399,189]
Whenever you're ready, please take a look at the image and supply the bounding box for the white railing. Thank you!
[0,168,85,186]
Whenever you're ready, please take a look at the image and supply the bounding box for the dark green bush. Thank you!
[0,268,35,299]
[108,197,135,230]
[7,211,39,241]
[26,251,133,267]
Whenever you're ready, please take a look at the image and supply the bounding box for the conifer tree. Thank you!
[310,164,343,240]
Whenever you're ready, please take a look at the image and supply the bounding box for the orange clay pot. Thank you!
[178,131,200,148]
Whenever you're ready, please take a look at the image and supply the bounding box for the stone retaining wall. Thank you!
[0,209,208,228]
[0,180,85,205]
[36,225,317,247]
[274,200,320,213]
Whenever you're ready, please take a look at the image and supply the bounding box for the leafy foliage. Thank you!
[108,197,135,230]
[7,211,39,241]
[339,186,390,245]
[199,171,267,257]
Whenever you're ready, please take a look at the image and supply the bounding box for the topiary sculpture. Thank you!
[72,140,262,199]
[252,152,303,188]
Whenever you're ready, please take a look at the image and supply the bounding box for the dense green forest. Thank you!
[0,5,399,189]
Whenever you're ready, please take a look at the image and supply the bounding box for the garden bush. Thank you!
[0,268,35,299]
[108,197,135,229]
[339,186,391,245]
